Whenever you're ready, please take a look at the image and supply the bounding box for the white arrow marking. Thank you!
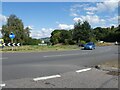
[8,43,11,46]
[3,43,6,46]
[13,43,16,46]
[17,43,20,46]
[0,84,6,87]
[76,68,91,73]
[33,75,61,81]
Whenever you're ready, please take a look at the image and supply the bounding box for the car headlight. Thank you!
[89,46,92,48]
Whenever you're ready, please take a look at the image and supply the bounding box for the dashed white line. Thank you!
[43,53,88,58]
[33,75,61,81]
[76,68,91,73]
[0,84,6,87]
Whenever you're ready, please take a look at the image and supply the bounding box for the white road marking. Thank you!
[0,84,6,87]
[0,57,8,60]
[76,68,91,73]
[33,75,61,81]
[44,53,88,58]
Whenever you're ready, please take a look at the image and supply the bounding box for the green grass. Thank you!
[1,45,80,52]
[96,42,113,46]
[0,42,113,52]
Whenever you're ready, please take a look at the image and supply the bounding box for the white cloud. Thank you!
[109,24,118,27]
[30,24,74,39]
[70,8,79,17]
[70,13,78,17]
[27,26,34,30]
[30,28,54,39]
[70,4,89,17]
[84,7,97,12]
[81,15,100,24]
[86,12,94,15]
[58,24,74,30]
[73,17,83,22]
[109,15,119,21]
[71,4,89,9]
[103,0,118,11]
[84,0,119,13]
[73,15,106,25]
[25,25,34,30]
[0,14,7,22]
[101,23,118,28]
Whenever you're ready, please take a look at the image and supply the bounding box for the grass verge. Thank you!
[96,42,114,46]
[1,45,80,52]
[0,42,114,52]
[100,60,118,69]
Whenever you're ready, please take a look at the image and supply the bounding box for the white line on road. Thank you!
[43,53,88,58]
[0,84,6,87]
[0,57,8,60]
[76,68,91,73]
[33,75,61,81]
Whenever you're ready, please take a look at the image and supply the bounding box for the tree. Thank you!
[92,25,119,42]
[60,30,72,43]
[1,14,30,44]
[50,29,73,45]
[81,21,91,42]
[72,20,82,43]
[23,27,31,44]
[73,20,91,43]
[50,30,61,45]
[93,27,109,41]
[114,25,120,42]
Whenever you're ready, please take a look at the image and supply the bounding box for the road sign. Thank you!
[9,32,15,51]
[2,43,21,46]
[9,32,15,39]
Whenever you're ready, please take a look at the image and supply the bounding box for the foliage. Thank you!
[93,26,119,42]
[50,21,120,45]
[50,30,72,45]
[1,14,120,46]
[1,14,40,45]
[1,15,28,44]
[24,37,41,45]
[80,40,86,44]
[72,21,91,43]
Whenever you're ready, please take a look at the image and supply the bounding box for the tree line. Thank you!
[1,14,120,45]
[50,20,120,45]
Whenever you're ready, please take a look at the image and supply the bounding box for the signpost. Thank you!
[9,32,15,51]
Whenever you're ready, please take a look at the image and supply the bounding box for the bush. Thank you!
[80,40,86,44]
[64,39,69,45]
[90,37,97,43]
[78,40,86,47]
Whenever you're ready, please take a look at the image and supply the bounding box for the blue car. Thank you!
[84,42,95,50]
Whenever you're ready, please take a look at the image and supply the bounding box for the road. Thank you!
[2,45,118,82]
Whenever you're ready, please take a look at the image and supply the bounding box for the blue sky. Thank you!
[1,1,119,38]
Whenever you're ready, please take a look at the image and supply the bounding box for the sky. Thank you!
[0,0,119,39]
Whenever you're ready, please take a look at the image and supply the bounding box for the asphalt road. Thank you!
[2,45,118,81]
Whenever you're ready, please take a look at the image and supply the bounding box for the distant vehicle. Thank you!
[84,42,95,50]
